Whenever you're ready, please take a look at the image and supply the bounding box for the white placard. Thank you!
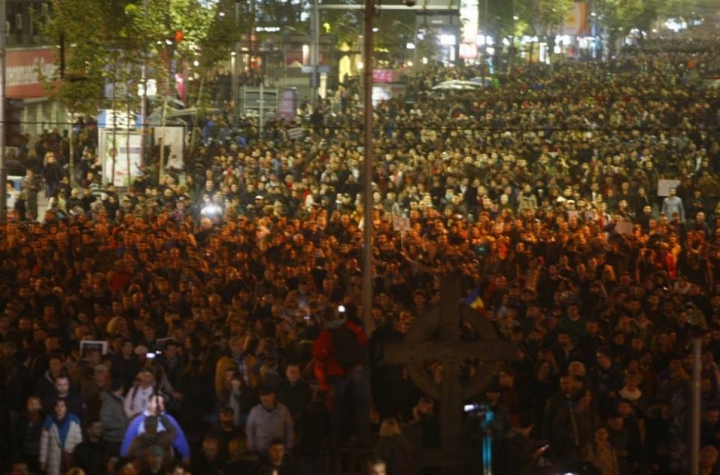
[658,179,681,197]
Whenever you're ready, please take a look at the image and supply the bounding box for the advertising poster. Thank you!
[278,88,297,122]
[99,129,143,187]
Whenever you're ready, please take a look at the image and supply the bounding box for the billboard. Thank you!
[6,48,57,99]
[278,88,297,122]
[562,2,589,36]
[99,129,143,187]
[459,0,478,59]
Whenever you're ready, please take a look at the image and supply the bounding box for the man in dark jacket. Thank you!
[41,155,62,198]
[71,419,108,475]
[590,347,623,418]
[498,412,548,475]
[6,350,33,416]
[258,438,299,475]
[41,374,85,420]
[277,363,312,421]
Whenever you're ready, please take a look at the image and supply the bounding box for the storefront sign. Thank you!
[7,48,56,99]
[373,70,394,83]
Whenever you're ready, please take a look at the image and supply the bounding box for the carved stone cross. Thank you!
[384,274,517,473]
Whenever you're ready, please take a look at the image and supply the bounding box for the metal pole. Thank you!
[249,0,256,82]
[233,0,240,124]
[0,0,7,223]
[111,57,117,184]
[140,0,148,169]
[282,35,287,87]
[258,81,264,136]
[482,0,488,82]
[361,0,374,336]
[691,337,702,475]
[509,0,515,73]
[310,0,320,111]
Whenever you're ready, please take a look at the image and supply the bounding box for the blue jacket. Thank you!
[119,412,190,459]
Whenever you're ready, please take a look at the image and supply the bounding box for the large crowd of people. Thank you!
[2,23,720,475]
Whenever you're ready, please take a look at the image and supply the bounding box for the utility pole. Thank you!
[232,0,241,123]
[250,0,256,84]
[310,0,320,110]
[139,0,149,170]
[361,0,374,336]
[0,0,7,223]
[509,0,515,73]
[482,0,488,83]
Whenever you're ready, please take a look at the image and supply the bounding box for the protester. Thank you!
[1,24,720,475]
[39,399,83,475]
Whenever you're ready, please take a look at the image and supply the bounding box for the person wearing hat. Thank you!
[245,386,294,454]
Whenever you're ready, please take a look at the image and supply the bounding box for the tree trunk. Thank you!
[188,76,205,159]
[69,111,75,188]
[126,97,132,188]
[159,92,169,183]
[111,58,118,184]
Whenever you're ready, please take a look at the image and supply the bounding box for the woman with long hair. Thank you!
[39,398,83,475]
[584,426,619,475]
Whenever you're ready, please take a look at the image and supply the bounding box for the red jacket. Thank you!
[312,320,367,390]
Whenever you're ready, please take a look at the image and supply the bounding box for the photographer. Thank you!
[496,411,548,475]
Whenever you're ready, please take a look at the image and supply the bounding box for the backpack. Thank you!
[332,323,365,373]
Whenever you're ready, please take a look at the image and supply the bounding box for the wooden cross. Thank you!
[384,273,517,473]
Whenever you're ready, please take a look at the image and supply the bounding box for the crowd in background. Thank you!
[3,23,720,475]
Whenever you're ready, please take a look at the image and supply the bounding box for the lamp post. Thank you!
[140,0,149,169]
[310,0,320,110]
[361,0,374,336]
[232,0,241,122]
[0,0,7,223]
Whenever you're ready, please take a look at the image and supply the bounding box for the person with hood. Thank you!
[39,398,83,475]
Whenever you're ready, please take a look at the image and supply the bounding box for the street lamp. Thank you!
[310,0,320,110]
[231,0,241,124]
[361,0,374,336]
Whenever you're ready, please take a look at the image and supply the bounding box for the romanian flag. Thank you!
[462,288,485,314]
